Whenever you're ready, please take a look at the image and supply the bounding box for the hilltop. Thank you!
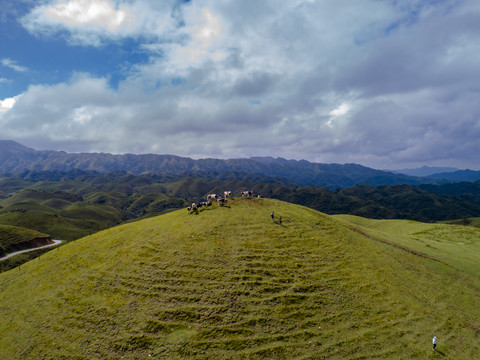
[1,171,480,271]
[0,198,479,359]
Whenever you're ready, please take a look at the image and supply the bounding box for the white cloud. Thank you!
[326,103,351,128]
[0,95,22,113]
[4,0,480,170]
[1,58,28,72]
[44,0,131,32]
[21,0,176,46]
[161,6,227,73]
[329,103,350,117]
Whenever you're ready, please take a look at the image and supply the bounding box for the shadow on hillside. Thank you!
[270,218,286,227]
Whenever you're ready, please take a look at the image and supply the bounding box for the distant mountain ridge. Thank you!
[0,140,443,189]
[426,169,480,182]
[389,166,459,177]
[389,165,480,183]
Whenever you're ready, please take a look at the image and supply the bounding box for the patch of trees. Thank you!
[420,180,480,196]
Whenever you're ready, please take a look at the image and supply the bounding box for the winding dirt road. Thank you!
[0,240,62,261]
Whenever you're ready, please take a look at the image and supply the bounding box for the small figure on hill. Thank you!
[432,336,437,350]
[278,217,282,225]
[270,212,274,221]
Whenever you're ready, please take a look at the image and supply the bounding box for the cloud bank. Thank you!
[1,0,479,169]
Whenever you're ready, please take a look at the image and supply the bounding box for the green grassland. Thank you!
[30,180,98,195]
[466,217,480,228]
[334,215,480,278]
[0,198,479,359]
[0,208,107,241]
[0,191,125,241]
[0,183,188,269]
[0,225,50,252]
[0,178,31,198]
[445,217,480,228]
[0,224,52,271]
[0,185,188,242]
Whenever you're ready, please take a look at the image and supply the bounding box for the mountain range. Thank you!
[1,140,480,188]
[388,166,459,177]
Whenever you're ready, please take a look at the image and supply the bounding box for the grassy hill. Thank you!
[0,181,190,243]
[0,198,480,359]
[333,215,480,280]
[445,217,480,228]
[0,188,128,241]
[0,225,50,255]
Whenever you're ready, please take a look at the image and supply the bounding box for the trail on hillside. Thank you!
[0,240,62,261]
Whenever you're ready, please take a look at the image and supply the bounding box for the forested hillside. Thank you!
[1,171,479,228]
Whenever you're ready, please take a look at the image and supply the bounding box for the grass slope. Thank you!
[334,215,480,278]
[0,225,49,252]
[445,217,480,228]
[0,210,105,241]
[0,188,125,241]
[0,199,479,359]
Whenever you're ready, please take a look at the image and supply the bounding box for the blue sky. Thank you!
[0,1,151,96]
[1,0,479,170]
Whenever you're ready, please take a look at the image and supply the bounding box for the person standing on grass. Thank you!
[432,336,437,350]
[270,212,274,221]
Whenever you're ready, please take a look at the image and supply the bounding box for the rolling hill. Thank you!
[0,224,51,256]
[0,198,479,359]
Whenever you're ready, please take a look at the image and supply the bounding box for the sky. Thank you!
[1,0,479,170]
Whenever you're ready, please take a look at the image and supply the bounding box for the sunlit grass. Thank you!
[0,199,479,359]
[334,214,480,277]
